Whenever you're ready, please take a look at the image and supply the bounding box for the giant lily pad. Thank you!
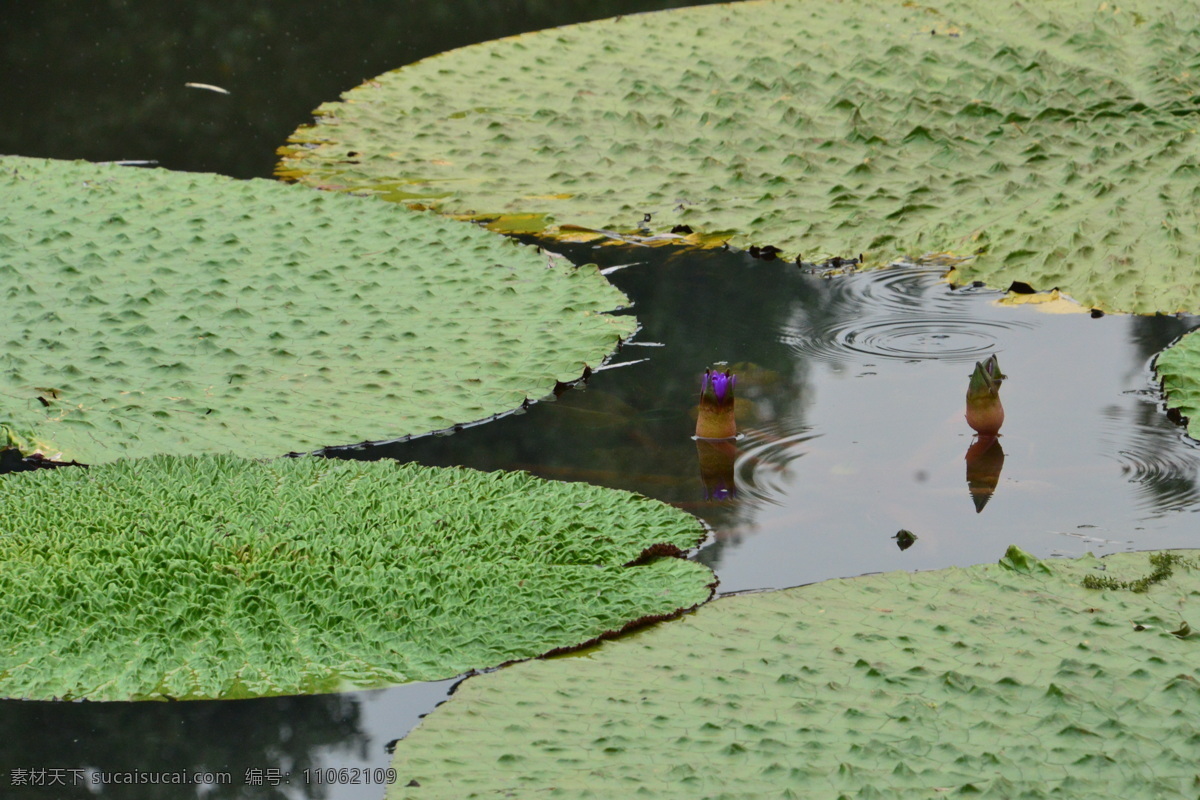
[0,454,713,701]
[0,155,634,462]
[280,0,1200,313]
[388,547,1200,798]
[1155,330,1200,440]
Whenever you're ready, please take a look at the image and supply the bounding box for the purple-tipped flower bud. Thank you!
[700,369,736,408]
[711,370,735,404]
[697,368,737,439]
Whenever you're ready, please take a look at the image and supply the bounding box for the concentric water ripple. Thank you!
[820,265,968,316]
[793,315,1021,364]
[1101,403,1200,517]
[782,265,1033,365]
[733,426,822,506]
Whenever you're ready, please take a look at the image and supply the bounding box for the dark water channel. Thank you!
[7,3,1200,798]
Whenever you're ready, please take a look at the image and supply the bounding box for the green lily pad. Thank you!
[0,454,713,701]
[281,0,1200,313]
[388,547,1200,798]
[1155,330,1200,440]
[0,155,634,462]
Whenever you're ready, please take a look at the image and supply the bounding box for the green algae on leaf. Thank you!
[1156,329,1200,441]
[0,454,713,701]
[0,156,634,462]
[282,0,1200,313]
[388,548,1200,798]
[1081,551,1192,592]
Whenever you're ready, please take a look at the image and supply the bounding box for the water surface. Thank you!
[358,243,1200,595]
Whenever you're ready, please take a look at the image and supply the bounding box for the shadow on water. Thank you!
[0,680,455,800]
[0,0,729,180]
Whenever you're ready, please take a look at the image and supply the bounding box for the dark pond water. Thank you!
[349,242,1200,595]
[5,3,1200,799]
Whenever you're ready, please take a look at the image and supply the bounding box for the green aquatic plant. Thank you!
[0,155,634,462]
[281,0,1200,313]
[387,547,1200,798]
[1081,551,1192,593]
[0,454,713,701]
[1155,330,1200,440]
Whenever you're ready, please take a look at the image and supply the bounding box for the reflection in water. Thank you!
[0,680,456,800]
[696,439,737,501]
[965,436,1006,513]
[0,693,362,800]
[731,428,822,507]
[1,0,729,179]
